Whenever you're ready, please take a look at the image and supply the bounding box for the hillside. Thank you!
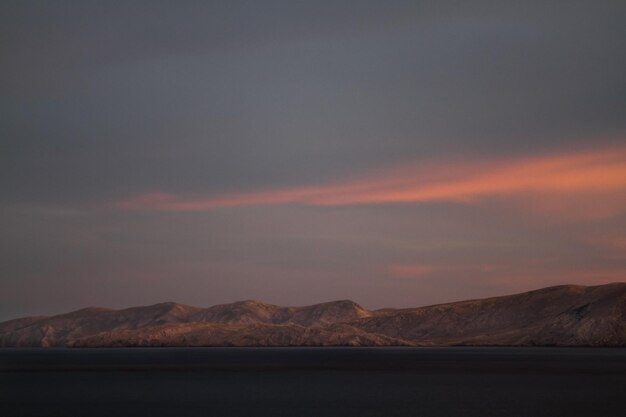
[1,283,625,347]
[354,283,626,346]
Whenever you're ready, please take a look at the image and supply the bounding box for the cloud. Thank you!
[112,143,626,220]
[386,261,626,298]
[387,264,440,279]
[387,262,506,280]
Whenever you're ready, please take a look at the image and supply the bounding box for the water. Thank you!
[1,347,625,417]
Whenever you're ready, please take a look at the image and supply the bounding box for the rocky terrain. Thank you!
[1,283,625,347]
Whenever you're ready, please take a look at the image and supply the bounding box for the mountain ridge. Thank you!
[1,283,625,347]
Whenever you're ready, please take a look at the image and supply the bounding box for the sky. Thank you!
[1,0,625,320]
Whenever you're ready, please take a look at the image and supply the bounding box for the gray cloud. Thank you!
[1,1,625,319]
[2,1,625,204]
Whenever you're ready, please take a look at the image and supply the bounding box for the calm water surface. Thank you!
[1,347,625,417]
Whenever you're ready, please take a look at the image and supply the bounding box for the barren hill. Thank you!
[193,299,371,326]
[354,283,626,346]
[1,283,625,347]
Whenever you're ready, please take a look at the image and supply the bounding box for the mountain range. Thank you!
[1,283,625,347]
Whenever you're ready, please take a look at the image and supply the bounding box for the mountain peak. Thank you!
[233,299,273,307]
[291,299,371,326]
[315,299,365,309]
[55,307,113,319]
[2,283,625,347]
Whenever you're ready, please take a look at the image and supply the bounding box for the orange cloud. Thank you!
[386,261,626,293]
[113,144,626,217]
[387,263,506,280]
[494,269,626,291]
[387,264,439,279]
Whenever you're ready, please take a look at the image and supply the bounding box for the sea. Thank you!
[1,347,625,417]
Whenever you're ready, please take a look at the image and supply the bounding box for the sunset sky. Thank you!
[1,1,625,320]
